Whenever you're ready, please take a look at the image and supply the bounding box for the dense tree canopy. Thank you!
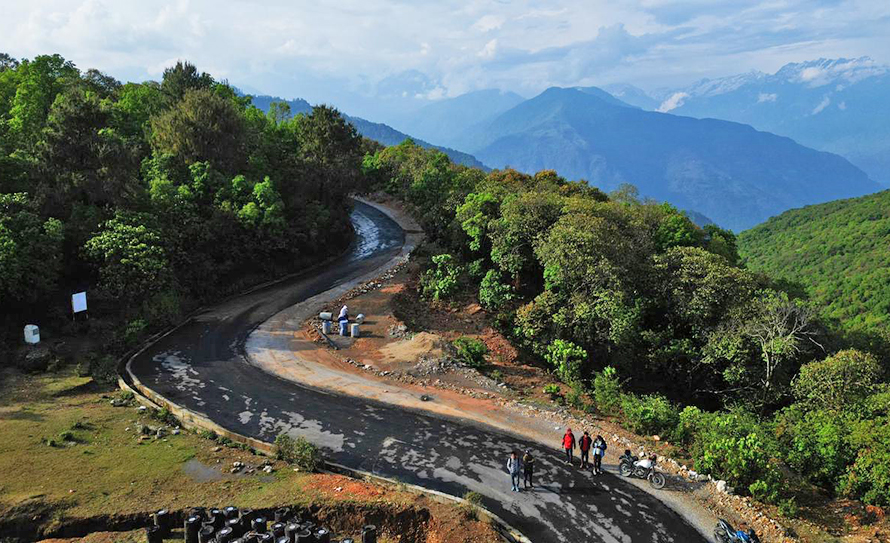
[0,53,364,340]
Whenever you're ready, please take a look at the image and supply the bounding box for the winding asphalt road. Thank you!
[129,201,709,543]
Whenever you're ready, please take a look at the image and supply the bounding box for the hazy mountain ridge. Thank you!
[458,86,879,231]
[644,57,890,184]
[390,89,525,150]
[248,95,487,169]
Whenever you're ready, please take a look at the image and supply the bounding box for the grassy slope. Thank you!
[738,189,890,334]
[0,369,492,542]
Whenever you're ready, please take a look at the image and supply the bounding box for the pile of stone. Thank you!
[145,506,378,543]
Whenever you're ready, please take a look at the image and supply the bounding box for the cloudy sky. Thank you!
[2,0,889,118]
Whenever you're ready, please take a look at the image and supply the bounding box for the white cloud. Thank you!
[478,39,498,59]
[838,101,847,110]
[0,0,887,120]
[812,96,831,114]
[757,92,777,103]
[473,15,504,33]
[658,92,689,112]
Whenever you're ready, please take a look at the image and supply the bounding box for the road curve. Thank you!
[130,201,709,543]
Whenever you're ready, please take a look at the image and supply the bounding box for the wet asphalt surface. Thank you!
[130,200,709,543]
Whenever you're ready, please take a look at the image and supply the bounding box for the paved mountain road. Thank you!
[129,201,709,543]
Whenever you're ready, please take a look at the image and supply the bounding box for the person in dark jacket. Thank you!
[522,449,536,489]
[592,435,608,475]
[562,428,576,465]
[579,431,593,469]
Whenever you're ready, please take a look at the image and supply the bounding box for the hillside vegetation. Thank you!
[0,54,365,359]
[739,189,890,339]
[365,140,890,509]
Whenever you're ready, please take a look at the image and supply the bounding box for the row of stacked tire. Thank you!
[145,506,378,543]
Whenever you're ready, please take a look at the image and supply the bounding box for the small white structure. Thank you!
[322,321,332,334]
[350,323,361,338]
[355,313,366,324]
[24,324,40,345]
[319,311,333,321]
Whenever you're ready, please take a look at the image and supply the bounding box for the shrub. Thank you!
[478,269,514,311]
[467,259,485,280]
[275,433,324,472]
[453,337,488,368]
[461,490,483,519]
[421,254,463,301]
[544,340,586,385]
[566,384,592,412]
[778,497,799,518]
[692,410,780,501]
[123,319,148,347]
[543,384,561,399]
[620,394,679,437]
[841,416,890,505]
[775,406,853,493]
[90,355,119,383]
[593,367,621,415]
[152,407,178,426]
[141,288,184,328]
[792,350,882,412]
[674,405,705,446]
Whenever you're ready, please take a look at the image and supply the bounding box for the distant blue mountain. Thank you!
[392,89,525,149]
[647,58,890,185]
[459,86,880,231]
[248,95,487,169]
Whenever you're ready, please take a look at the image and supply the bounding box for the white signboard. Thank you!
[71,292,88,313]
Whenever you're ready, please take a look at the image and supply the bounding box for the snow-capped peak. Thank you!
[774,57,887,87]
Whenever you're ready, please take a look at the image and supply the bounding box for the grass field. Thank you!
[0,368,498,543]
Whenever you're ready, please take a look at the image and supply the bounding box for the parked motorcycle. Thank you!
[713,519,761,543]
[618,456,666,489]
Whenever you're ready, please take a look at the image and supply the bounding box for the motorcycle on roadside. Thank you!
[713,518,761,543]
[618,454,667,489]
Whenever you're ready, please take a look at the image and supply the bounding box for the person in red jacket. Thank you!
[562,428,576,465]
[579,430,593,469]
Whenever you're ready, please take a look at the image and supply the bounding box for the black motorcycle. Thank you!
[713,519,761,543]
[618,457,666,489]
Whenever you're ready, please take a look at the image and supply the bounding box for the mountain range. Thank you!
[621,58,890,186]
[436,86,878,231]
[248,95,485,169]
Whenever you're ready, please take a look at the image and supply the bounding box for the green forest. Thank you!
[364,140,890,507]
[0,54,366,360]
[739,190,890,341]
[1,53,888,510]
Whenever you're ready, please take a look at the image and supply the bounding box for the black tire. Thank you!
[713,528,728,543]
[649,472,666,489]
[619,462,633,477]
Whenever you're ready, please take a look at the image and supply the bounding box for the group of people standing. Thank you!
[563,428,607,474]
[506,428,608,492]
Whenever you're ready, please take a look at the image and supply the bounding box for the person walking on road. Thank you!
[507,451,523,492]
[579,431,592,469]
[592,434,608,475]
[562,428,576,465]
[522,449,536,489]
